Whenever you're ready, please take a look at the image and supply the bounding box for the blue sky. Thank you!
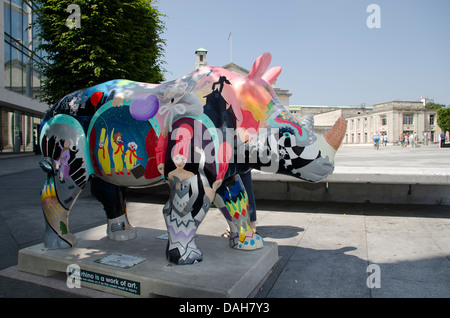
[156,0,450,107]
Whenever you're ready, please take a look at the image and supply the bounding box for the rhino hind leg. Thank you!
[43,219,74,249]
[215,175,264,251]
[90,177,137,242]
[40,160,81,249]
[39,116,92,249]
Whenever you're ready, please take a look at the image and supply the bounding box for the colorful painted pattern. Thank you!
[38,52,346,265]
[215,175,264,250]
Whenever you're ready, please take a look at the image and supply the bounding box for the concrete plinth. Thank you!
[17,223,278,298]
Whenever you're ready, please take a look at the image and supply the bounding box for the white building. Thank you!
[292,101,442,145]
[344,101,442,145]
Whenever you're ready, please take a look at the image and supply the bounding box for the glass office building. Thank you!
[1,0,48,153]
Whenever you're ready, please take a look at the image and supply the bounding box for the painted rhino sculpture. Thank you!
[39,52,346,265]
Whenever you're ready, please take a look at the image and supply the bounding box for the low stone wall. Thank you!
[131,167,450,206]
[251,168,450,206]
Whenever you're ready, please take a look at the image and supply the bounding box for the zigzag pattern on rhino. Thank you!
[38,52,346,265]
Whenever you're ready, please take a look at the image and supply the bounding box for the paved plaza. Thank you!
[0,144,449,298]
[335,143,450,168]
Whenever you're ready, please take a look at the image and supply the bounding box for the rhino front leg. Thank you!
[215,175,264,250]
[163,175,210,265]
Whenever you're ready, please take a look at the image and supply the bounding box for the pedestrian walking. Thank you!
[440,132,446,148]
[373,132,380,150]
[410,132,416,148]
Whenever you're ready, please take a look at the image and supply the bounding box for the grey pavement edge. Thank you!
[0,145,449,298]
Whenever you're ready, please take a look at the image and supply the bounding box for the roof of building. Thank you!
[289,104,372,109]
[373,100,423,106]
[222,62,250,75]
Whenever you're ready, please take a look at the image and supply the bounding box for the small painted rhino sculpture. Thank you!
[39,53,346,265]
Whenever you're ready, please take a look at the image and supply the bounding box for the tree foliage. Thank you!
[437,108,450,133]
[32,0,166,104]
[425,102,444,110]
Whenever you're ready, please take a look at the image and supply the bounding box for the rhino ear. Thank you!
[262,66,282,85]
[248,52,272,80]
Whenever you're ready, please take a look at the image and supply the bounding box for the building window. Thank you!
[381,115,387,126]
[403,114,414,125]
[429,115,435,126]
[3,0,45,98]
[1,107,40,153]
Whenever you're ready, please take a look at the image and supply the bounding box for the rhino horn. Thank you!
[323,117,347,150]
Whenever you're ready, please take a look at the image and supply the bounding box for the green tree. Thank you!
[437,108,450,140]
[32,0,166,104]
[425,102,444,109]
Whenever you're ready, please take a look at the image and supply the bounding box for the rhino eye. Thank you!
[280,127,294,137]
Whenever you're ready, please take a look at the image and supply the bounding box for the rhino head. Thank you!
[195,52,347,182]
